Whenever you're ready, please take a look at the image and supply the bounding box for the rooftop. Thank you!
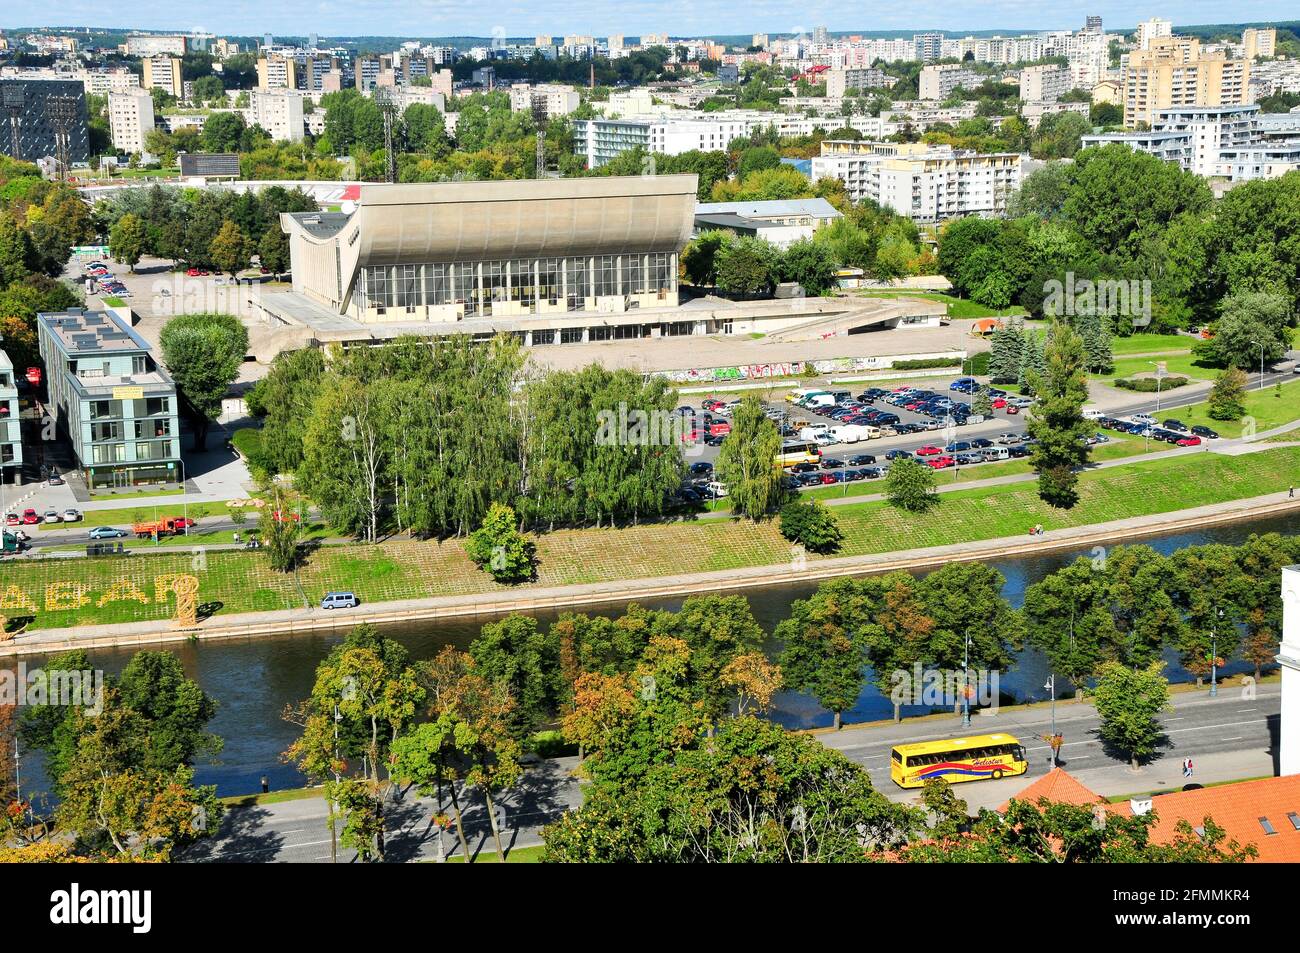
[38,308,151,355]
[694,198,842,221]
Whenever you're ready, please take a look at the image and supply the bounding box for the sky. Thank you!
[7,1,1297,39]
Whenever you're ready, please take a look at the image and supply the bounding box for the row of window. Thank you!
[90,419,173,442]
[87,397,172,421]
[894,744,1023,766]
[355,254,676,315]
[90,440,176,464]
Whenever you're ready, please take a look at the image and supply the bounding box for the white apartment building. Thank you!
[108,88,155,153]
[812,140,1024,221]
[248,90,306,142]
[142,56,183,98]
[1136,18,1173,50]
[508,83,581,118]
[824,67,893,98]
[1020,64,1073,103]
[125,34,188,57]
[1242,27,1277,60]
[919,64,981,100]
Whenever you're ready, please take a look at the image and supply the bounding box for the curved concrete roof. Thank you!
[349,175,698,266]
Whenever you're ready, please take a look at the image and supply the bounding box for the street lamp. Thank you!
[1147,361,1164,413]
[1209,606,1224,698]
[961,628,972,728]
[1250,340,1266,391]
[1044,674,1057,769]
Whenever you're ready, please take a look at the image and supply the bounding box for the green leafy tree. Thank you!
[777,579,877,729]
[884,456,938,512]
[470,614,558,742]
[776,238,837,294]
[1092,660,1171,769]
[108,212,146,272]
[208,219,249,278]
[778,498,843,554]
[466,503,536,583]
[714,235,778,295]
[714,395,784,519]
[1026,320,1092,508]
[158,312,249,452]
[1208,367,1249,421]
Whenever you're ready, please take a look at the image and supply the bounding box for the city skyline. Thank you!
[6,1,1299,41]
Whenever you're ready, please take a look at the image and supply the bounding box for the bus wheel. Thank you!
[992,769,1004,780]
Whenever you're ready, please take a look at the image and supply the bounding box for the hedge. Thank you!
[1114,376,1190,392]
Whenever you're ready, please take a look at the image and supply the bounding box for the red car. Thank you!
[1005,405,1020,415]
[185,267,210,277]
[1176,436,1202,447]
[818,473,837,485]
[926,456,956,469]
[991,398,1008,409]
[915,445,943,456]
[4,513,18,526]
[707,422,731,437]
[21,508,39,525]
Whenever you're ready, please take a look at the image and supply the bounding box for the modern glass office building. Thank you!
[36,309,182,490]
[0,349,21,485]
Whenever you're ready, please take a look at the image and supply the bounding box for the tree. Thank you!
[1026,320,1092,508]
[971,386,993,417]
[1196,291,1292,371]
[778,498,843,553]
[108,213,145,272]
[884,456,938,512]
[776,238,836,294]
[713,235,778,295]
[987,317,1025,383]
[1022,557,1116,688]
[202,111,246,152]
[777,579,878,729]
[257,224,289,277]
[719,653,783,715]
[1092,660,1171,769]
[681,230,727,286]
[466,503,536,583]
[714,395,784,519]
[260,485,302,571]
[470,614,558,742]
[158,313,249,452]
[299,373,388,541]
[1208,367,1249,421]
[208,220,249,278]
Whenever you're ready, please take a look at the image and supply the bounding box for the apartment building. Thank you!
[36,309,182,491]
[0,349,21,487]
[919,64,981,100]
[1123,38,1250,127]
[1135,18,1173,50]
[508,83,581,118]
[1020,64,1072,103]
[107,88,156,153]
[257,54,300,91]
[914,33,944,62]
[824,67,893,98]
[142,56,183,98]
[1242,27,1276,60]
[125,34,188,57]
[248,90,306,142]
[812,140,1023,221]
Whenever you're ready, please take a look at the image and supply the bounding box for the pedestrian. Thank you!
[1187,757,1193,778]
[1290,485,1295,499]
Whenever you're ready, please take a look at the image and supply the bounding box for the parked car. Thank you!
[689,462,714,477]
[915,445,942,456]
[21,508,38,525]
[61,508,83,522]
[321,591,360,610]
[1132,413,1157,425]
[847,454,877,466]
[885,449,914,461]
[970,438,994,449]
[1191,426,1219,439]
[926,456,956,469]
[703,481,729,498]
[88,525,128,539]
[3,513,18,526]
[1176,436,1202,447]
[995,433,1021,445]
[820,457,845,469]
[42,509,61,524]
[1162,419,1189,433]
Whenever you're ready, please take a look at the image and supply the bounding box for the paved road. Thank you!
[184,682,1280,862]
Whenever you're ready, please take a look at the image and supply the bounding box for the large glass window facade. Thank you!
[355,253,676,316]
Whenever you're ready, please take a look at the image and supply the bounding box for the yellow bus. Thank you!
[890,733,1028,788]
[776,440,820,469]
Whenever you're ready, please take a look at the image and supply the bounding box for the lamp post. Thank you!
[1147,361,1164,413]
[961,628,972,728]
[1250,339,1265,391]
[1209,606,1224,698]
[1045,674,1057,769]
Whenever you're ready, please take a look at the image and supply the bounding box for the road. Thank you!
[183,682,1281,862]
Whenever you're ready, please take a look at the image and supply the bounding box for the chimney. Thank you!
[1129,797,1153,816]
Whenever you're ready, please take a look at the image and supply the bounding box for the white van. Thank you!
[981,446,1010,462]
[829,425,863,444]
[1082,407,1104,420]
[804,394,836,409]
[321,592,360,610]
[799,424,830,441]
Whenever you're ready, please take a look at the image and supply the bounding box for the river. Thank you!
[9,512,1300,799]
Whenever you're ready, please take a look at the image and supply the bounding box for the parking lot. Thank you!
[668,373,1219,499]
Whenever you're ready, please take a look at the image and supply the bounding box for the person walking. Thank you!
[1290,485,1295,499]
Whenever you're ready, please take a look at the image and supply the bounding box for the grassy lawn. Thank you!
[89,487,187,502]
[854,290,1026,319]
[1109,333,1196,356]
[1097,353,1222,383]
[1165,377,1300,439]
[447,844,545,863]
[39,502,237,531]
[5,445,1299,633]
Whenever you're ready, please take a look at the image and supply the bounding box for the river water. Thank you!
[9,512,1300,798]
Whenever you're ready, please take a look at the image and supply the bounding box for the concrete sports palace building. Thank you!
[259,176,942,358]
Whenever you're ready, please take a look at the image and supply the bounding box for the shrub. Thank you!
[889,357,962,370]
[1114,376,1189,392]
[466,503,536,584]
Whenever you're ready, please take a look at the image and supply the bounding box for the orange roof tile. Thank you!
[998,769,1106,812]
[1112,775,1300,863]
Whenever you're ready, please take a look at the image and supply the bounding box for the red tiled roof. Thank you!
[998,769,1105,812]
[1112,775,1300,863]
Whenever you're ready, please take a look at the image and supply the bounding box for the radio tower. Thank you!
[48,94,78,181]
